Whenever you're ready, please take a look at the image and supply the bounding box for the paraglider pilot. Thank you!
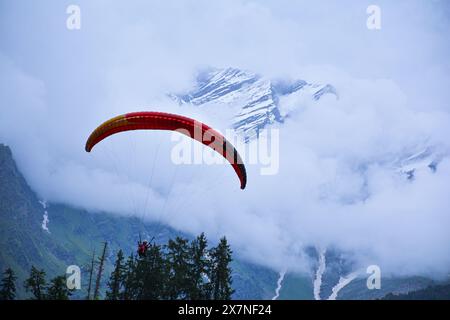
[137,240,150,257]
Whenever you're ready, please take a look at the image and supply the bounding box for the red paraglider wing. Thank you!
[85,111,247,189]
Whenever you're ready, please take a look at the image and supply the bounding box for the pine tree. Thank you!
[86,249,96,300]
[136,243,168,300]
[210,237,234,300]
[0,268,17,300]
[24,266,47,300]
[166,237,191,299]
[189,233,211,299]
[47,275,72,300]
[106,250,125,300]
[93,241,107,300]
[121,253,137,300]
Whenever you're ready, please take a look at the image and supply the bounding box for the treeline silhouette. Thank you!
[382,283,450,300]
[0,266,72,300]
[0,233,234,300]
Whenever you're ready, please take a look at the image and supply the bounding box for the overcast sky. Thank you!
[1,0,450,278]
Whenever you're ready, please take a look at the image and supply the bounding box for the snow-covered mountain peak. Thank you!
[171,67,337,140]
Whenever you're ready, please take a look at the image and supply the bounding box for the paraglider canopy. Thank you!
[85,111,247,189]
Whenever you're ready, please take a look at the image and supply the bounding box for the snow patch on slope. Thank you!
[327,272,359,300]
[39,200,50,233]
[313,248,326,300]
[394,147,441,179]
[272,270,286,300]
